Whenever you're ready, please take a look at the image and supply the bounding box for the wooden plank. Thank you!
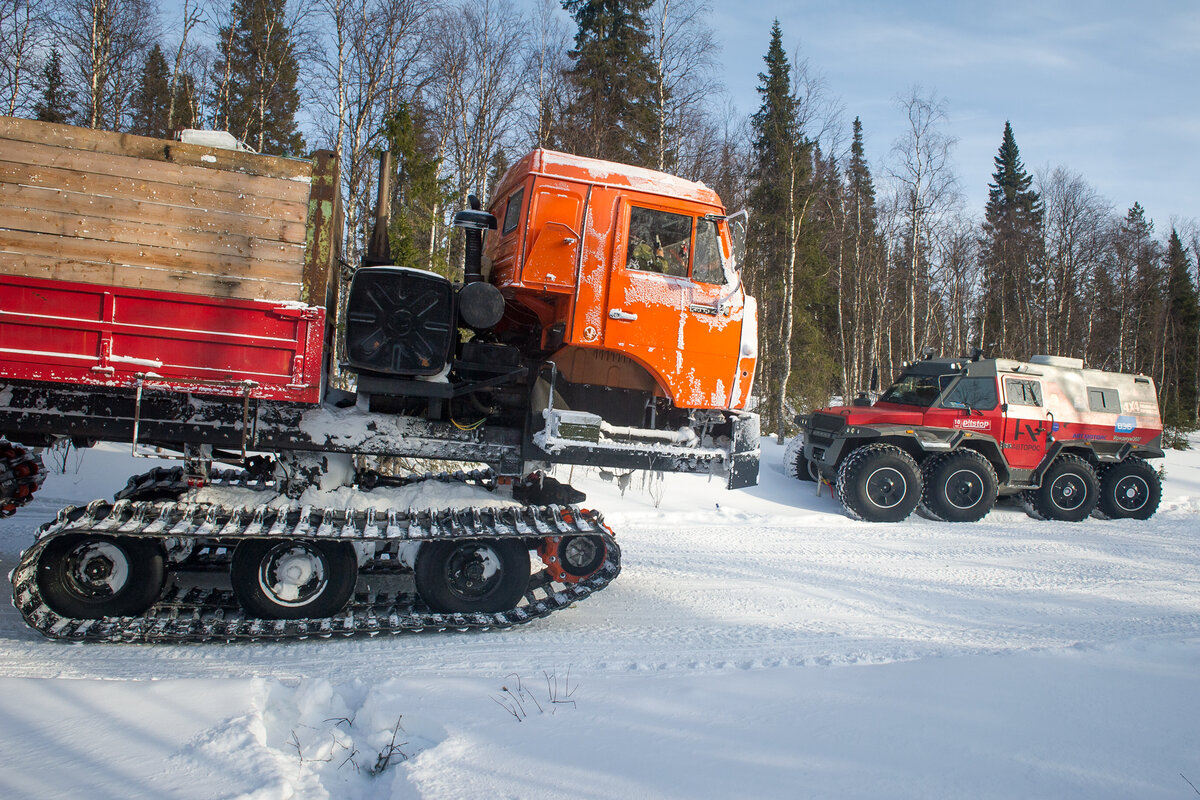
[0,116,311,182]
[2,138,311,206]
[2,203,306,266]
[0,159,308,224]
[0,253,299,302]
[0,228,302,286]
[0,182,307,245]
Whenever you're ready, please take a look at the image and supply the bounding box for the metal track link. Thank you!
[11,498,620,643]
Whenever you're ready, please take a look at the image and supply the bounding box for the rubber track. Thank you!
[10,498,620,643]
[1,440,45,518]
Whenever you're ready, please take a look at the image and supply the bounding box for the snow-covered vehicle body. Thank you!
[797,353,1164,523]
[0,117,759,642]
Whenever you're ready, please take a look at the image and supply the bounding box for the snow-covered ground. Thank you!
[1,438,1198,799]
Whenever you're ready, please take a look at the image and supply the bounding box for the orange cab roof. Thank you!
[494,148,724,210]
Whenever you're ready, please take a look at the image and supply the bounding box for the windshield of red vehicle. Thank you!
[877,373,956,408]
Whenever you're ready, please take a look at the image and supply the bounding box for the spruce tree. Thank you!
[1161,229,1198,431]
[1113,203,1163,373]
[747,20,831,435]
[383,104,452,277]
[33,48,73,125]
[841,116,880,392]
[978,121,1043,358]
[130,45,172,138]
[171,72,199,130]
[846,118,877,239]
[561,0,658,166]
[214,0,304,155]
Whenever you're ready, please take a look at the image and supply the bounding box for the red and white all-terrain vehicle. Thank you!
[795,354,1164,523]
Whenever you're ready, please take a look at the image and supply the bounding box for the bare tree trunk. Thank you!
[167,0,201,129]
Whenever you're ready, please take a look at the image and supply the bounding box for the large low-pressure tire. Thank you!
[414,538,530,614]
[230,539,358,619]
[1097,457,1161,520]
[36,534,165,619]
[1024,453,1099,522]
[919,450,999,523]
[783,435,815,482]
[836,443,922,522]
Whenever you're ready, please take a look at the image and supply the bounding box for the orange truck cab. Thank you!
[486,150,758,424]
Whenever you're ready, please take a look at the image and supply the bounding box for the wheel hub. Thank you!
[1115,476,1149,511]
[945,468,984,509]
[260,544,327,605]
[66,542,129,598]
[563,537,598,570]
[445,545,501,600]
[865,467,906,509]
[1050,474,1086,510]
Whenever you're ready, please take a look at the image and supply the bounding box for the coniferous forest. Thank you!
[3,0,1197,439]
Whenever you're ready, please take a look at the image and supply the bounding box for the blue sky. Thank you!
[712,0,1198,228]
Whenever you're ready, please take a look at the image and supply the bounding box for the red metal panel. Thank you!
[0,275,324,403]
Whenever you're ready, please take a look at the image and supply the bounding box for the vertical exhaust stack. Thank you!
[451,195,504,330]
[363,151,393,267]
[452,194,496,284]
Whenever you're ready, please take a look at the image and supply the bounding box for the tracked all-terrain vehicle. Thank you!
[0,118,759,642]
[794,353,1164,523]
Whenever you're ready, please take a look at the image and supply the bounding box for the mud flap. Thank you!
[726,412,760,490]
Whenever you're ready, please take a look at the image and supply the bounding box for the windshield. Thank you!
[877,373,956,408]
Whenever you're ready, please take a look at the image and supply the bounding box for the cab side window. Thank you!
[626,207,692,277]
[502,188,524,235]
[941,377,998,410]
[1005,378,1043,407]
[692,219,724,284]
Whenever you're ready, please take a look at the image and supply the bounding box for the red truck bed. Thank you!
[0,275,324,402]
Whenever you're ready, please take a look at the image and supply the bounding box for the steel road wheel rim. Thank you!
[1113,475,1150,512]
[944,468,984,509]
[260,543,329,607]
[444,544,503,600]
[65,541,130,599]
[865,466,907,509]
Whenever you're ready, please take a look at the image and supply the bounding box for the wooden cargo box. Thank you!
[0,118,340,402]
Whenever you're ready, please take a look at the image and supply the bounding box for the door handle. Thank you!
[609,309,638,321]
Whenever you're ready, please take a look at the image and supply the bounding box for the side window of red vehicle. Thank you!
[1005,378,1043,406]
[941,377,998,410]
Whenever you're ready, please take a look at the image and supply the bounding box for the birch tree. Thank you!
[646,0,719,175]
[1,0,47,116]
[887,87,957,361]
[56,0,158,130]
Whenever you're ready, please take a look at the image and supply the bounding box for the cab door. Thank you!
[1001,376,1053,470]
[604,202,743,409]
[924,375,1004,440]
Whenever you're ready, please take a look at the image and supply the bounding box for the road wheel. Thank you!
[836,444,922,522]
[414,539,530,614]
[231,539,358,619]
[36,534,165,619]
[1026,454,1099,522]
[1097,457,1161,520]
[920,450,999,523]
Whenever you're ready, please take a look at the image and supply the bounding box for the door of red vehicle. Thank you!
[925,375,1004,441]
[1000,376,1054,470]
